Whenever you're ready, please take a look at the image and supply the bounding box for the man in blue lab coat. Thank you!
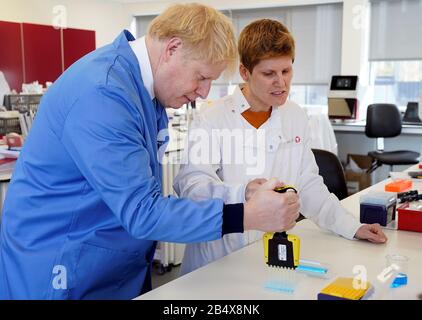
[0,4,301,299]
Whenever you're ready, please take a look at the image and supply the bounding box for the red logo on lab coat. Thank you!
[295,136,301,143]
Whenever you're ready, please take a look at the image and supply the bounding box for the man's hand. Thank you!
[243,178,300,232]
[245,178,268,201]
[354,224,387,243]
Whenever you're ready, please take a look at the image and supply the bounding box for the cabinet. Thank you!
[0,21,24,92]
[0,20,96,91]
[22,23,62,86]
[63,28,96,70]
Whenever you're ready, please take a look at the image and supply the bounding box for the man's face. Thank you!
[240,56,293,107]
[154,39,227,108]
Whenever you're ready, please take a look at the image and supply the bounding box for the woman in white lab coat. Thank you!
[174,19,387,275]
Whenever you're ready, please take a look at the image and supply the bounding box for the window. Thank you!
[290,85,329,106]
[369,60,422,107]
[369,0,422,107]
[219,3,343,106]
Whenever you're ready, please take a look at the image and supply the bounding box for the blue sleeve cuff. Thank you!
[222,203,244,235]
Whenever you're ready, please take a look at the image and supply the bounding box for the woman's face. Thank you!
[240,56,293,108]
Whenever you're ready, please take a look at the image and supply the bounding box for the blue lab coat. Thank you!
[0,30,224,300]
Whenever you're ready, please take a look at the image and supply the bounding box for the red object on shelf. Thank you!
[63,28,96,70]
[398,203,422,233]
[419,163,422,169]
[0,21,24,91]
[0,158,16,166]
[6,133,23,148]
[385,179,412,192]
[22,23,62,86]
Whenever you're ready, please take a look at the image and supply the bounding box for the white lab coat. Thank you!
[305,105,338,155]
[173,85,362,275]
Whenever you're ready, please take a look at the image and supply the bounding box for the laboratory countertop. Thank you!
[137,165,422,300]
[331,120,422,134]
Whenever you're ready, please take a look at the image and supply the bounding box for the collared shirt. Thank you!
[130,36,155,100]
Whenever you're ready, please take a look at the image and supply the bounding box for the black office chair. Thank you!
[295,149,348,222]
[312,148,349,200]
[365,103,420,174]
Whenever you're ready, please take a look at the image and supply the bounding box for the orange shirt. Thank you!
[241,108,272,129]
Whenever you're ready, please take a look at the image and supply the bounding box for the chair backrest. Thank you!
[365,103,402,138]
[311,148,349,200]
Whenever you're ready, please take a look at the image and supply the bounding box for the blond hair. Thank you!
[148,3,237,75]
[238,19,295,73]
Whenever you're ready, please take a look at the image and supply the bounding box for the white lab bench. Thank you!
[137,164,422,300]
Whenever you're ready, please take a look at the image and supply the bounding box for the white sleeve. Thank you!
[173,114,246,204]
[297,116,362,240]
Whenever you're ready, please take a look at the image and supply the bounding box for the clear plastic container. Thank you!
[385,254,409,288]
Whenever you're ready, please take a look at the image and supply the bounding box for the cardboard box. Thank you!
[345,154,373,195]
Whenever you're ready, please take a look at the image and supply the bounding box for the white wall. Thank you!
[341,0,370,82]
[0,0,133,47]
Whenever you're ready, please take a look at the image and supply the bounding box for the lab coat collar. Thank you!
[113,30,136,53]
[231,85,252,114]
[112,30,142,86]
[111,31,168,129]
[231,84,282,118]
[129,36,155,100]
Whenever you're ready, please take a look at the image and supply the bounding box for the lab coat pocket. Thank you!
[280,135,303,149]
[278,136,304,162]
[69,243,146,300]
[266,135,283,153]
